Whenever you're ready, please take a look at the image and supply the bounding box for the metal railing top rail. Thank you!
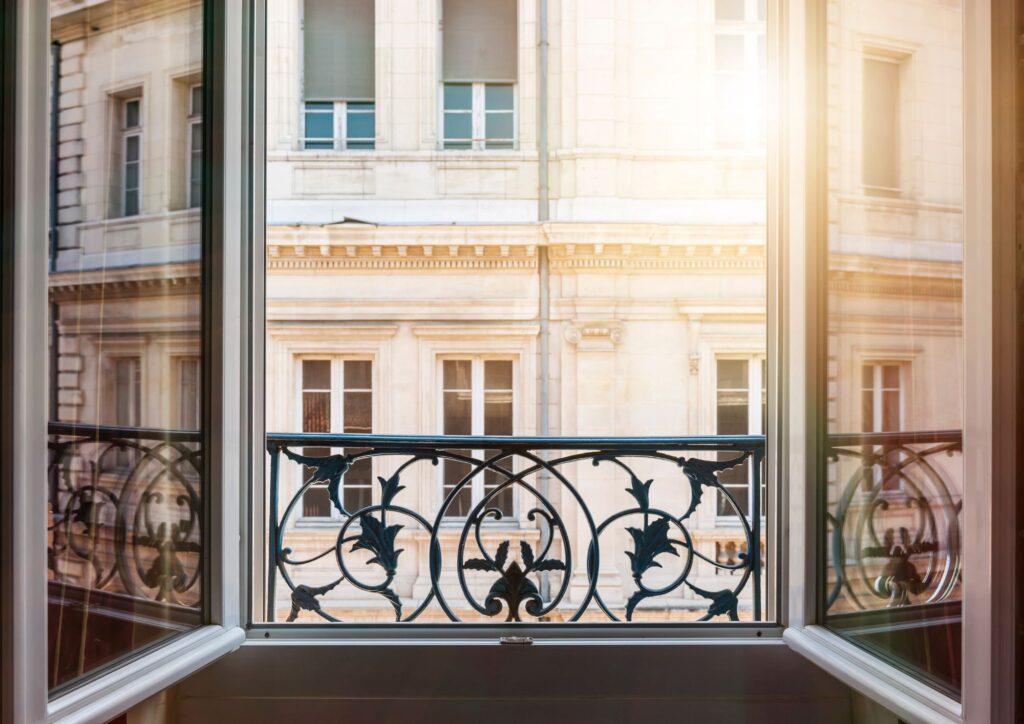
[825,429,962,448]
[49,421,201,442]
[265,432,766,451]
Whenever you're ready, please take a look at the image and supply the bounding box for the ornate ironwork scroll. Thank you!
[825,430,962,612]
[47,423,203,608]
[267,433,765,624]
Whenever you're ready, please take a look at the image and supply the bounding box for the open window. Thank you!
[1,0,1018,721]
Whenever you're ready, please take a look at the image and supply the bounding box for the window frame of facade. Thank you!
[436,354,518,523]
[713,0,766,148]
[121,95,143,217]
[2,0,1018,722]
[302,100,376,151]
[440,82,517,151]
[860,46,911,198]
[859,360,907,434]
[713,354,767,523]
[187,82,203,208]
[294,355,375,523]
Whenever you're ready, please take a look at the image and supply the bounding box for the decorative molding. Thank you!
[564,321,624,350]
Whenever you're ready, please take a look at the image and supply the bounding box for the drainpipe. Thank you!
[49,42,61,500]
[536,0,551,601]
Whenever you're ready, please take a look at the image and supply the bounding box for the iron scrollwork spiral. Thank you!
[825,430,962,612]
[48,423,203,608]
[268,434,765,624]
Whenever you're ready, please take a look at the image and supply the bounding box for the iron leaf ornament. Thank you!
[282,448,352,516]
[464,539,566,621]
[678,455,748,521]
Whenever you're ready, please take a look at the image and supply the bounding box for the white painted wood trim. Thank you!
[783,626,962,724]
[48,626,245,724]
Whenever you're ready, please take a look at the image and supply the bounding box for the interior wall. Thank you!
[167,640,855,723]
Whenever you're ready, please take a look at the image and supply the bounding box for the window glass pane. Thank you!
[125,98,140,128]
[715,0,745,21]
[443,82,472,110]
[47,0,204,689]
[305,109,334,140]
[443,112,472,142]
[822,1,964,696]
[715,35,745,72]
[190,84,203,116]
[303,359,331,390]
[346,108,374,140]
[485,84,514,111]
[345,359,372,389]
[485,113,513,143]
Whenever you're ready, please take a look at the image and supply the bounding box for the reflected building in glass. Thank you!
[821,0,965,697]
[46,0,204,691]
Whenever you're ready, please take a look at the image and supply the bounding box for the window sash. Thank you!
[441,82,516,150]
[302,100,375,151]
[299,357,374,520]
[440,358,515,518]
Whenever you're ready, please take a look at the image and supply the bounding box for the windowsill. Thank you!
[783,625,962,724]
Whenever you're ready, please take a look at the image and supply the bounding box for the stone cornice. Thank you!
[829,271,962,300]
[51,0,199,43]
[48,262,199,301]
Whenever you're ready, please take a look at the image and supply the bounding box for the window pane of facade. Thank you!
[822,2,965,696]
[47,0,204,689]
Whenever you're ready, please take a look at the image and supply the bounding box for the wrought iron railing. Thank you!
[825,430,962,612]
[47,423,203,608]
[267,433,765,624]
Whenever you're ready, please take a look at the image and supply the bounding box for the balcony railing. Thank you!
[47,423,203,608]
[267,433,765,624]
[825,430,963,613]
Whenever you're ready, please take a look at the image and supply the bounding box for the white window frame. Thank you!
[780,2,1016,723]
[440,82,517,151]
[301,100,375,151]
[437,355,518,522]
[860,361,906,433]
[3,1,252,721]
[187,82,202,208]
[713,0,766,148]
[121,97,142,217]
[295,355,375,523]
[4,0,1017,721]
[713,354,767,523]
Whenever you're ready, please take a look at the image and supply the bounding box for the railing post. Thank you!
[267,443,280,622]
[750,446,763,621]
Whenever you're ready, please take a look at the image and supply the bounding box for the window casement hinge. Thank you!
[499,636,533,646]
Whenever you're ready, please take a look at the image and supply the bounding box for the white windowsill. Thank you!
[783,625,962,724]
[48,625,245,724]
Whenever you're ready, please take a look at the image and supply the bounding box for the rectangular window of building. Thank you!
[861,362,904,433]
[714,0,766,147]
[441,0,517,150]
[111,356,142,469]
[122,98,142,216]
[188,84,202,208]
[442,358,514,517]
[862,56,902,193]
[442,83,514,150]
[178,357,201,430]
[302,101,376,150]
[300,358,373,518]
[302,0,375,150]
[715,357,766,518]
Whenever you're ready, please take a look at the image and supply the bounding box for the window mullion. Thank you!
[335,101,345,151]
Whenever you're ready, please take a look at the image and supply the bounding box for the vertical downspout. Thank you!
[536,0,551,600]
[48,42,60,499]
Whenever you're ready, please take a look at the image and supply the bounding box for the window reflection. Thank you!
[47,0,204,691]
[822,0,964,696]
